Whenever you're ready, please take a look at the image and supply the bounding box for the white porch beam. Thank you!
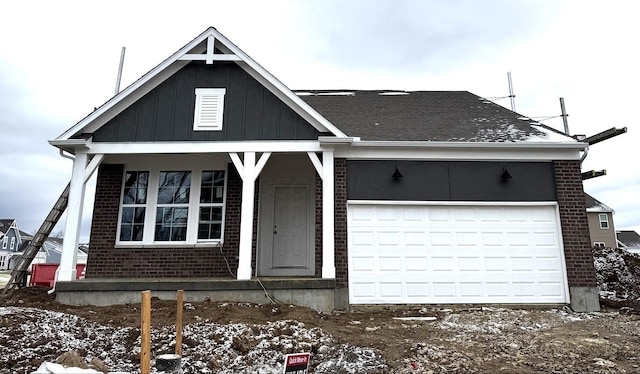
[236,152,257,280]
[321,151,336,278]
[59,141,325,155]
[306,152,323,177]
[83,154,104,183]
[254,152,271,177]
[229,152,244,179]
[56,152,89,283]
[178,54,242,62]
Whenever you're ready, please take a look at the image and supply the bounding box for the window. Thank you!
[0,256,5,268]
[599,214,609,229]
[119,171,149,242]
[1,237,6,249]
[193,88,226,131]
[10,237,15,250]
[198,171,225,240]
[594,242,606,248]
[155,171,191,242]
[117,168,226,245]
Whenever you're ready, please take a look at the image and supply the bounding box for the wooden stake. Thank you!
[141,290,151,374]
[176,290,184,355]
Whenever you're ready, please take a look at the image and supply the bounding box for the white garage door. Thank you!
[348,203,569,304]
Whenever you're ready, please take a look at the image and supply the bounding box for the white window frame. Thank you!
[193,88,226,131]
[197,170,226,242]
[116,165,228,247]
[0,255,5,268]
[593,242,606,248]
[1,237,6,249]
[599,213,609,229]
[10,237,15,250]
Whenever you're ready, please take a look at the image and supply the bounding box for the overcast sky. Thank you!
[1,0,638,242]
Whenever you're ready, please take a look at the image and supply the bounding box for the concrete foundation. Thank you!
[569,286,600,312]
[54,278,337,313]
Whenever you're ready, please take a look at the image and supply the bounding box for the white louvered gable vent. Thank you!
[194,88,226,131]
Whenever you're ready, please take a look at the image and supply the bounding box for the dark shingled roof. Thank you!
[0,219,15,235]
[617,230,640,249]
[584,193,614,212]
[298,90,566,142]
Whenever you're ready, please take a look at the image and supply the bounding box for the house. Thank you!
[49,27,599,312]
[584,193,617,248]
[0,221,88,272]
[0,219,22,270]
[17,231,88,266]
[617,230,640,254]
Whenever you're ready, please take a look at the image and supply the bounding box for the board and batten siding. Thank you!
[347,160,556,202]
[91,61,321,142]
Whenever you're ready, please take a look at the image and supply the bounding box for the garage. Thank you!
[347,203,569,304]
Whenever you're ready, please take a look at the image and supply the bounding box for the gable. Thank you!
[54,27,345,146]
[90,61,321,142]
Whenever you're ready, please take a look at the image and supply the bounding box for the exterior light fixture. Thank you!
[392,166,403,181]
[501,168,512,181]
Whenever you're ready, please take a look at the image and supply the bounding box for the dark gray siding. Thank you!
[92,61,320,142]
[347,160,556,202]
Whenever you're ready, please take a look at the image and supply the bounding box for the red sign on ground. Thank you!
[283,353,310,373]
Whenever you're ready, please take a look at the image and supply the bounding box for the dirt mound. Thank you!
[593,246,640,309]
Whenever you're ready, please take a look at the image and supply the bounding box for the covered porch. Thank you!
[52,142,347,310]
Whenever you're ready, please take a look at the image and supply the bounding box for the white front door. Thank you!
[272,186,309,268]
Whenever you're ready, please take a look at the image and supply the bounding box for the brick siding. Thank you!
[86,163,243,278]
[554,160,597,287]
[315,173,323,277]
[334,158,349,287]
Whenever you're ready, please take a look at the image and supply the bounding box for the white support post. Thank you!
[236,152,256,280]
[56,152,89,282]
[321,151,336,278]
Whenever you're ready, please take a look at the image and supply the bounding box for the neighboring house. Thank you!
[584,193,616,248]
[617,230,640,254]
[1,221,88,272]
[0,219,22,270]
[17,231,88,267]
[49,27,598,312]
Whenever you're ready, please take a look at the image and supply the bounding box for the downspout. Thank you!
[59,149,75,160]
[580,145,589,164]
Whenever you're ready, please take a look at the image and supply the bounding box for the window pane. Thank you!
[132,224,144,241]
[120,226,132,241]
[198,207,223,240]
[172,227,187,241]
[120,206,145,242]
[123,171,149,204]
[201,170,224,203]
[202,171,213,185]
[158,171,191,204]
[200,187,212,204]
[213,171,225,186]
[121,207,134,224]
[155,207,189,241]
[134,207,146,224]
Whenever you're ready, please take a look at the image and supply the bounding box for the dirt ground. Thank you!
[2,286,640,373]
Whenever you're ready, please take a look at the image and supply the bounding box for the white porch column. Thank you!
[321,151,336,278]
[230,151,270,280]
[237,152,255,280]
[57,152,88,282]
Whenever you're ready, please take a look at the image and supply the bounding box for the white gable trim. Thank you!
[55,27,345,143]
